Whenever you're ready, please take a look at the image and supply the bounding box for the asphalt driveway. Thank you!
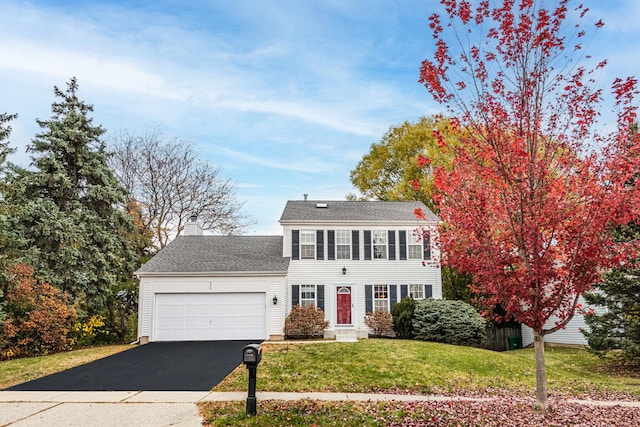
[5,341,258,391]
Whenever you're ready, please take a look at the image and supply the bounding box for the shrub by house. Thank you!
[284,305,329,339]
[413,299,486,346]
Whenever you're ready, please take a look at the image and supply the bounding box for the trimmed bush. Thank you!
[284,305,329,339]
[364,310,396,338]
[391,297,416,339]
[413,299,486,346]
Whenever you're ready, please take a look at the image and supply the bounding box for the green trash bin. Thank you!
[507,336,522,350]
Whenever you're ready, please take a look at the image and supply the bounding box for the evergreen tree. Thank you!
[0,112,19,302]
[0,112,17,170]
[13,78,138,314]
[583,224,640,364]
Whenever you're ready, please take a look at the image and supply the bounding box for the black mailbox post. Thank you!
[242,344,262,416]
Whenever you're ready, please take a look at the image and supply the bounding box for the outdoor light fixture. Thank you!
[272,295,278,305]
[342,266,347,275]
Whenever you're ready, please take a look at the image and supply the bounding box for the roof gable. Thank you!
[136,235,289,275]
[279,200,439,223]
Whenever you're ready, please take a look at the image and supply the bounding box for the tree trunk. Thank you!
[533,330,549,410]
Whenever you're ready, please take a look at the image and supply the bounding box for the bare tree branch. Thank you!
[108,129,251,248]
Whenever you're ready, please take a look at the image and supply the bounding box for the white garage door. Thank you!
[154,293,266,341]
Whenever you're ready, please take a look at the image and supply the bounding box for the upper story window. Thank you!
[405,229,431,260]
[372,230,387,259]
[408,230,423,259]
[300,230,315,259]
[336,230,351,259]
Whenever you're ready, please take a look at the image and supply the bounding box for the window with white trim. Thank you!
[408,230,422,259]
[300,284,317,306]
[409,284,424,300]
[374,284,389,312]
[300,230,315,259]
[372,230,387,259]
[336,230,351,259]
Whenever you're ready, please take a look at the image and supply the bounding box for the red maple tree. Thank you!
[417,0,640,409]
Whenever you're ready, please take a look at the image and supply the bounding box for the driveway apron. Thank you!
[5,341,258,391]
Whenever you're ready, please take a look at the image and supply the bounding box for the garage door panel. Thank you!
[154,293,266,341]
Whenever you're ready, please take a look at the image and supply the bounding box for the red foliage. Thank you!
[0,264,78,360]
[417,154,431,167]
[419,0,640,338]
[417,0,640,408]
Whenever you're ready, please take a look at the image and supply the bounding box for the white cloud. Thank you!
[0,0,432,139]
[0,0,443,233]
[0,41,177,99]
[210,145,337,174]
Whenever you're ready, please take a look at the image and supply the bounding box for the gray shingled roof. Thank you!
[279,200,439,223]
[136,235,289,274]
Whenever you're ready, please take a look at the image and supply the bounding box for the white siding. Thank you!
[138,213,442,342]
[137,275,286,342]
[522,318,589,347]
[268,281,284,338]
[521,295,607,347]
[283,223,442,337]
[139,281,152,337]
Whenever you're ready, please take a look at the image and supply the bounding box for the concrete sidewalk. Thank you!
[1,391,639,426]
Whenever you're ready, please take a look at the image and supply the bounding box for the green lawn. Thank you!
[0,345,131,389]
[1,339,638,426]
[2,340,636,397]
[202,340,640,426]
[214,340,640,397]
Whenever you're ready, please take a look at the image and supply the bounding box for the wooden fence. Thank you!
[476,325,523,352]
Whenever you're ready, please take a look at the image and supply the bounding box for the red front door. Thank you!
[336,286,352,325]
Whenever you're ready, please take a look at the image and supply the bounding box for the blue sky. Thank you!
[1,1,639,234]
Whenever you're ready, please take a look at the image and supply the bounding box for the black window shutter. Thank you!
[364,230,372,260]
[400,284,408,299]
[316,230,324,260]
[423,231,431,260]
[327,230,335,260]
[390,284,397,307]
[292,230,300,260]
[317,285,325,311]
[424,284,433,299]
[399,231,407,260]
[365,285,372,312]
[351,230,359,260]
[388,230,396,260]
[292,285,300,306]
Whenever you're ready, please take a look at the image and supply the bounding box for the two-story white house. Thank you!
[135,199,441,343]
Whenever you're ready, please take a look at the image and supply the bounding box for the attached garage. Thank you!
[136,234,289,343]
[154,293,266,341]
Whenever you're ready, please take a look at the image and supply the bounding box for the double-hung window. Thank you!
[372,230,387,259]
[300,284,317,306]
[336,230,351,260]
[408,229,423,259]
[300,230,316,259]
[409,284,424,300]
[373,284,389,312]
